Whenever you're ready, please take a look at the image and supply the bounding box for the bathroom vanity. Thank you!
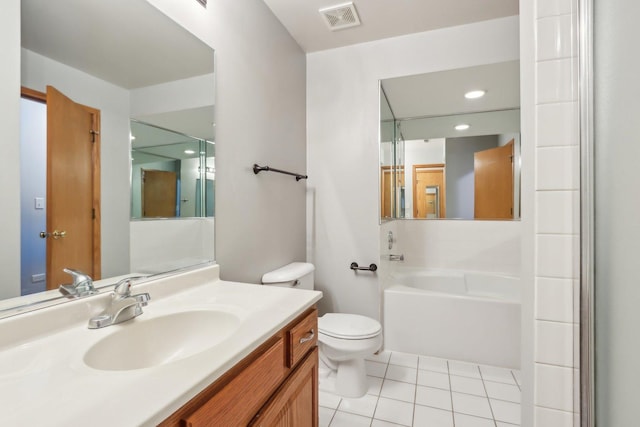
[0,264,322,426]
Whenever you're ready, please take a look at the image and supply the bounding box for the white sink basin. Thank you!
[84,310,241,371]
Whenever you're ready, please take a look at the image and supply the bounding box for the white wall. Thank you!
[384,220,521,278]
[0,0,21,298]
[21,48,132,279]
[307,16,520,320]
[130,218,214,273]
[148,0,307,284]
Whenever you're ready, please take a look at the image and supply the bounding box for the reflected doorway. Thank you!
[413,164,446,219]
[20,86,101,294]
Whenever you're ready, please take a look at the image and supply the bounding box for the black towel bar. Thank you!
[253,164,308,181]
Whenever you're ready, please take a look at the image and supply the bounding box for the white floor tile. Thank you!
[415,385,452,411]
[485,381,521,403]
[479,365,518,385]
[366,360,388,378]
[496,422,520,427]
[448,361,481,379]
[380,379,416,403]
[418,355,449,373]
[337,393,378,418]
[453,412,496,427]
[451,392,493,419]
[320,391,342,409]
[389,351,419,369]
[491,399,521,425]
[413,405,454,427]
[319,406,335,427]
[366,350,392,364]
[371,419,405,427]
[329,410,372,427]
[386,364,418,384]
[374,397,414,426]
[417,370,450,390]
[450,375,486,397]
[367,375,384,396]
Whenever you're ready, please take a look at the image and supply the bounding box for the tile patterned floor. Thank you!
[319,350,521,427]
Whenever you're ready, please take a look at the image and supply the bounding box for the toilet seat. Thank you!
[319,313,382,340]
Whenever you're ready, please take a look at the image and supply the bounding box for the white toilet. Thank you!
[262,262,382,398]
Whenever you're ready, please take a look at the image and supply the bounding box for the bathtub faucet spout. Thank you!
[387,254,404,261]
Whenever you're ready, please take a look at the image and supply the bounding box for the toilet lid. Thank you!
[318,313,382,339]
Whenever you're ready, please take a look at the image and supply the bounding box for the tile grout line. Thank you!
[447,360,456,427]
[368,352,392,426]
[511,370,521,392]
[478,365,499,427]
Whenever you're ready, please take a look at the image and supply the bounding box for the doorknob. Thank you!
[52,230,67,239]
[39,231,50,239]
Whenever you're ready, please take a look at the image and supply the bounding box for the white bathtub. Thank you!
[383,269,521,368]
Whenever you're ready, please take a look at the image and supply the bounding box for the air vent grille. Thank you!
[319,2,361,31]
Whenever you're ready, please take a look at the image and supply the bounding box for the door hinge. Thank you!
[90,129,100,143]
[92,208,96,219]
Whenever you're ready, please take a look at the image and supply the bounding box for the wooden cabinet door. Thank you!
[250,348,318,427]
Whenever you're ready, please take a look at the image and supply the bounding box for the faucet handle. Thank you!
[113,275,148,298]
[114,279,133,298]
[61,268,96,296]
[63,268,92,286]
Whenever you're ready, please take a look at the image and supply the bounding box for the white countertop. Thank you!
[0,264,322,426]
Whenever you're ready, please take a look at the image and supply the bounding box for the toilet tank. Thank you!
[262,262,315,290]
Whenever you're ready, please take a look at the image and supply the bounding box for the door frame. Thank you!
[412,163,446,219]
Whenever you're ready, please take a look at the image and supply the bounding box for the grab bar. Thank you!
[350,262,377,272]
[253,164,308,181]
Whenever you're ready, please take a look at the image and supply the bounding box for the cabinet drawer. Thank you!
[183,338,286,427]
[287,309,317,368]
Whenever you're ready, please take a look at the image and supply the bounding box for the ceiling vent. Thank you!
[319,2,361,31]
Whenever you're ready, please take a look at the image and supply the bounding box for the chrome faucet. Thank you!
[59,268,97,298]
[88,278,151,329]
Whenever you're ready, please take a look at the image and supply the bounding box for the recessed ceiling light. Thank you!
[465,90,486,99]
[455,124,470,131]
[184,149,196,154]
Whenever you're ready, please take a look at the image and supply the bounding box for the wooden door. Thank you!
[46,86,101,290]
[142,169,177,217]
[413,164,446,219]
[474,140,514,219]
[250,348,318,427]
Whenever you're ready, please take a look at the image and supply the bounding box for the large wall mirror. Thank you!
[380,61,520,221]
[8,0,215,313]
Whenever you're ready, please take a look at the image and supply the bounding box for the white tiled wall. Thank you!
[533,0,580,425]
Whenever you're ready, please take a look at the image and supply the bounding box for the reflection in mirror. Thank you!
[380,61,521,221]
[130,121,215,219]
[8,0,215,316]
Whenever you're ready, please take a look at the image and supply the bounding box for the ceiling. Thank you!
[381,61,521,140]
[382,61,520,119]
[262,0,519,52]
[22,0,214,89]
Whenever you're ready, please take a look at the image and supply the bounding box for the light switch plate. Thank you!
[34,197,44,210]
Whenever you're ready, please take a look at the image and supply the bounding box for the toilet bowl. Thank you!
[261,262,383,398]
[317,313,382,397]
